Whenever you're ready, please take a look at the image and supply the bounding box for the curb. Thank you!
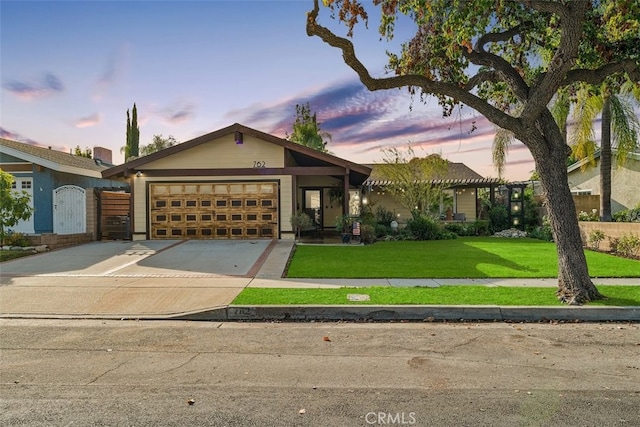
[173,305,640,322]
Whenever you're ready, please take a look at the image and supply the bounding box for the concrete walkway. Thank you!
[0,240,638,321]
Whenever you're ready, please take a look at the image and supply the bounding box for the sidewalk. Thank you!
[1,240,638,322]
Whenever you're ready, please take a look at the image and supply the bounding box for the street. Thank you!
[1,319,639,426]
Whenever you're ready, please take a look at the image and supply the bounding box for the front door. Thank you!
[303,189,322,229]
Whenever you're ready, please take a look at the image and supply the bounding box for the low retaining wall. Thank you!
[579,221,640,252]
[26,233,93,251]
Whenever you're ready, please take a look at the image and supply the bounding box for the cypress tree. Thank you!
[131,103,140,157]
[125,109,131,161]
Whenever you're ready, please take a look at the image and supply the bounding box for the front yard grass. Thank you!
[286,237,640,278]
[232,285,640,306]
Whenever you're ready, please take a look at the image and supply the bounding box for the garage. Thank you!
[101,123,371,241]
[149,181,278,239]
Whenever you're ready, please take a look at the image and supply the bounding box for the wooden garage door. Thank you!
[150,182,278,239]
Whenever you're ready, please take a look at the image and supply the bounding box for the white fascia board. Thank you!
[1,146,103,178]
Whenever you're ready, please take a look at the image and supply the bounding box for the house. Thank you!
[0,138,128,240]
[567,149,640,213]
[363,162,500,223]
[101,123,371,240]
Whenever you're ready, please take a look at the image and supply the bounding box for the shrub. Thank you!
[615,233,640,258]
[290,211,313,240]
[375,206,396,226]
[587,229,605,250]
[406,214,440,240]
[608,237,619,254]
[488,204,509,233]
[444,222,465,236]
[405,214,453,240]
[578,209,599,221]
[612,207,640,223]
[374,223,391,237]
[528,216,554,242]
[360,224,376,244]
[4,231,30,247]
[523,188,540,231]
[472,220,491,236]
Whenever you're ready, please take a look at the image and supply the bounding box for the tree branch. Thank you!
[564,60,640,87]
[521,1,589,124]
[464,49,529,100]
[306,0,520,132]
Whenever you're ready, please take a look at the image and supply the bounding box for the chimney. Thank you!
[93,147,113,164]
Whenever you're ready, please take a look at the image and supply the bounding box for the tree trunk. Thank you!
[599,95,612,222]
[532,136,604,305]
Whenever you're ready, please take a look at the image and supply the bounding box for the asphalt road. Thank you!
[1,319,639,427]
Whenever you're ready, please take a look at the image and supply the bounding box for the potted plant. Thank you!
[336,214,353,243]
[290,211,313,242]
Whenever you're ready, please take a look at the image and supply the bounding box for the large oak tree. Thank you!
[306,0,640,304]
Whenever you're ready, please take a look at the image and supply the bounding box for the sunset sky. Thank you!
[2,0,540,180]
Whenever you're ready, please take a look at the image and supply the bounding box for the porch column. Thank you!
[343,168,350,216]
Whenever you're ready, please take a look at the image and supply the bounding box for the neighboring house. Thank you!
[567,149,640,213]
[101,123,371,240]
[363,162,500,223]
[0,138,127,236]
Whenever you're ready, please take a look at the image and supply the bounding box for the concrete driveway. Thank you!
[0,239,292,318]
[0,239,275,277]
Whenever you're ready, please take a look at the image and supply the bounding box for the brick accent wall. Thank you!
[26,233,94,251]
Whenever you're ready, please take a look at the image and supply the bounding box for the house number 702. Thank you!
[253,161,266,168]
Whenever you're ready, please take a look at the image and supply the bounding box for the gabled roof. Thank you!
[101,123,372,184]
[567,148,640,174]
[0,137,108,178]
[363,162,500,187]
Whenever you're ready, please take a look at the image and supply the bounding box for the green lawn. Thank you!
[232,285,640,306]
[286,238,640,278]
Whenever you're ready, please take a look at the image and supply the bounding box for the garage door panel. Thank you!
[150,182,277,240]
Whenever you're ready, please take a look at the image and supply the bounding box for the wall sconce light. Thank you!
[235,131,244,144]
[362,197,368,205]
[136,171,142,177]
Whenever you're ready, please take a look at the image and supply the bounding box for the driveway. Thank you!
[0,239,291,318]
[0,239,274,277]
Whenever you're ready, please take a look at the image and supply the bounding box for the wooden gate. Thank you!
[53,185,86,235]
[99,191,131,240]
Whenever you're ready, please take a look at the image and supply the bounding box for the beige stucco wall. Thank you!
[454,189,477,221]
[143,134,285,170]
[131,175,292,240]
[568,158,640,211]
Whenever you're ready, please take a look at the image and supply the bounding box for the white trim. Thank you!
[0,145,103,178]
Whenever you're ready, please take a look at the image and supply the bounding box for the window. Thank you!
[231,214,242,221]
[216,200,227,207]
[216,214,227,221]
[231,199,242,207]
[201,200,212,207]
[22,180,32,189]
[171,200,181,207]
[186,214,197,221]
[201,214,212,221]
[186,200,197,207]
